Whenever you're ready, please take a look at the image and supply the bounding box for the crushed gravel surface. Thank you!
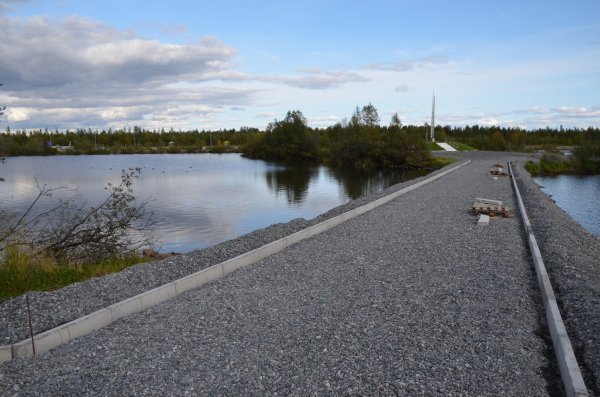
[0,153,565,396]
[513,163,600,397]
[0,161,464,346]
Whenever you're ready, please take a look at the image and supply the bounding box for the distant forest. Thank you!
[1,123,597,155]
[1,106,599,168]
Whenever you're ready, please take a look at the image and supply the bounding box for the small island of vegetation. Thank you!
[242,105,450,170]
[524,143,600,175]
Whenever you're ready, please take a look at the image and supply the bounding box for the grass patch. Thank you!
[429,156,456,168]
[525,159,579,176]
[447,141,477,151]
[427,142,443,151]
[525,151,599,175]
[0,246,149,300]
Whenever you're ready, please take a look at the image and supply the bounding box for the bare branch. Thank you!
[1,168,156,263]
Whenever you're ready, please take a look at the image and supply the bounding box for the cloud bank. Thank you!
[0,14,374,130]
[0,11,597,131]
[0,15,254,129]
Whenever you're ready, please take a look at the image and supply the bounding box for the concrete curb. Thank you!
[1,160,470,363]
[508,162,588,397]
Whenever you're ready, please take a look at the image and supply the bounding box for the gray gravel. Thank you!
[0,162,456,346]
[0,154,563,396]
[513,163,600,397]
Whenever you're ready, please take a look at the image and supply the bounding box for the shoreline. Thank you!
[0,159,459,346]
[0,152,564,395]
[1,151,598,394]
[514,162,600,395]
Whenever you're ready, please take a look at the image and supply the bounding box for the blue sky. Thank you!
[1,0,599,131]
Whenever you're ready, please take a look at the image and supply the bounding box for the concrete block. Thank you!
[477,214,490,225]
[138,283,177,310]
[11,339,33,358]
[0,344,12,363]
[285,230,306,247]
[174,264,223,295]
[509,161,589,397]
[383,192,399,203]
[31,326,70,356]
[222,243,286,275]
[67,308,112,340]
[540,274,557,303]
[222,249,261,275]
[307,221,330,238]
[263,239,287,256]
[327,214,344,228]
[340,209,355,222]
[545,300,567,337]
[109,296,143,322]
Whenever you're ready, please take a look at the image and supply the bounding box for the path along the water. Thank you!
[1,158,562,396]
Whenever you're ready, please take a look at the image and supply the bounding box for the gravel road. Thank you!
[513,163,600,397]
[1,162,461,346]
[0,154,565,396]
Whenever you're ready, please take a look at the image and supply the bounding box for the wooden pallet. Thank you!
[490,170,509,176]
[472,202,514,218]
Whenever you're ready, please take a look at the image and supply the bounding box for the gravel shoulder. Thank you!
[513,163,600,396]
[1,154,562,396]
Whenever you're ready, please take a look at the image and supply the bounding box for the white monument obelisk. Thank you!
[430,92,435,142]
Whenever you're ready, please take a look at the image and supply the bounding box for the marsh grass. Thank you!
[0,244,148,300]
[525,152,598,176]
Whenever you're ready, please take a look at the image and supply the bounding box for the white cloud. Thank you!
[6,107,30,122]
[0,0,28,12]
[477,118,500,127]
[0,14,261,130]
[552,106,600,117]
[308,115,340,128]
[256,112,277,118]
[0,15,235,88]
[0,11,597,132]
[281,70,368,90]
[365,56,449,72]
[395,84,409,93]
[99,107,133,121]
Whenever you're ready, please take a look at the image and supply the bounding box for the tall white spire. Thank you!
[430,92,435,142]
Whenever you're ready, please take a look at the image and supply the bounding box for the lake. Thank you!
[0,154,428,253]
[533,174,600,236]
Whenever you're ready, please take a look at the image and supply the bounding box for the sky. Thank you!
[0,0,599,131]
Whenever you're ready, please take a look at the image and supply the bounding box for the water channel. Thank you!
[533,174,600,236]
[0,154,429,253]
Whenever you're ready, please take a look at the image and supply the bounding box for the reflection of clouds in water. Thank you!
[0,154,430,253]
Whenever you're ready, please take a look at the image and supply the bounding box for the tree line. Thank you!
[1,104,599,165]
[243,105,434,168]
[0,126,259,156]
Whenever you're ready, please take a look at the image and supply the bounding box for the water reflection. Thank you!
[265,163,319,204]
[534,174,600,236]
[326,166,429,199]
[0,154,432,252]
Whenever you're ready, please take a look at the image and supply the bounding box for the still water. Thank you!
[533,174,600,236]
[0,154,428,253]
